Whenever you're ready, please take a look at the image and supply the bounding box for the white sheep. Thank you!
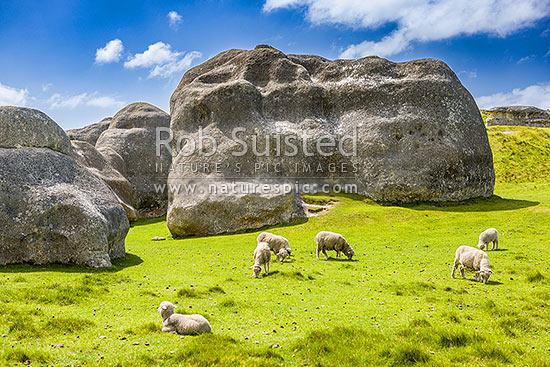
[252,242,271,278]
[257,232,292,263]
[315,231,355,260]
[451,246,493,284]
[157,301,212,335]
[478,228,499,250]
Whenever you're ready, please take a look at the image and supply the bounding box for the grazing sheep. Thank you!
[157,301,212,335]
[451,246,493,284]
[478,228,499,250]
[252,242,271,278]
[257,232,292,263]
[315,231,355,260]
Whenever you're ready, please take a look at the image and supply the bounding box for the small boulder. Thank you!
[486,106,550,127]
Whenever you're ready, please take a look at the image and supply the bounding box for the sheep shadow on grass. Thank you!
[324,257,359,262]
[457,277,504,286]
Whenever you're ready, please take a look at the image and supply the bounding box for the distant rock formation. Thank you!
[0,107,129,267]
[70,140,138,221]
[95,103,172,219]
[166,45,494,237]
[486,106,550,128]
[66,117,112,145]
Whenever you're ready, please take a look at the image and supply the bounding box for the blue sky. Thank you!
[0,0,549,129]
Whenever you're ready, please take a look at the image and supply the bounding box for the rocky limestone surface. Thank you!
[486,106,550,128]
[96,103,172,219]
[167,45,494,236]
[0,107,129,267]
[66,117,112,145]
[70,140,138,221]
[1,106,71,153]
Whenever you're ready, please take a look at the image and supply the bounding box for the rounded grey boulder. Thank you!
[66,117,112,145]
[70,140,138,222]
[166,46,494,236]
[0,106,71,154]
[96,103,172,219]
[0,107,129,267]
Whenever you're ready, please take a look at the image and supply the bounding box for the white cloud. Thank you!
[0,82,29,106]
[517,55,535,64]
[458,70,478,79]
[149,51,202,78]
[48,93,88,109]
[476,83,550,109]
[41,83,53,92]
[87,96,126,108]
[95,39,124,64]
[48,92,125,109]
[124,42,202,78]
[264,0,550,58]
[168,11,183,29]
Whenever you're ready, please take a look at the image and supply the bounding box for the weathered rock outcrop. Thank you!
[66,117,112,145]
[486,106,550,128]
[0,107,129,267]
[167,45,494,236]
[70,140,138,221]
[96,103,172,218]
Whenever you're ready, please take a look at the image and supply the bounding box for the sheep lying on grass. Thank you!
[158,301,212,335]
[315,231,355,260]
[257,232,292,263]
[478,228,499,250]
[451,246,492,284]
[252,242,271,278]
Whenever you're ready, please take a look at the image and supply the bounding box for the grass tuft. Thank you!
[527,271,545,283]
[43,317,95,334]
[177,287,202,298]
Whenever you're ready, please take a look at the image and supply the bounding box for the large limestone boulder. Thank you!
[486,106,550,128]
[0,107,129,267]
[70,140,138,221]
[66,117,112,145]
[96,103,171,219]
[167,45,494,236]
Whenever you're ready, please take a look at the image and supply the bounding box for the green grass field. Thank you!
[1,126,549,366]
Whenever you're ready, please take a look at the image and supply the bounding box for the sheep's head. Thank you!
[252,265,261,278]
[158,301,176,318]
[476,269,492,284]
[277,248,290,262]
[344,246,355,260]
[477,242,486,250]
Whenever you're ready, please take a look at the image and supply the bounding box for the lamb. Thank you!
[315,231,355,260]
[257,232,292,263]
[252,242,271,278]
[157,301,212,335]
[478,228,499,250]
[451,246,493,284]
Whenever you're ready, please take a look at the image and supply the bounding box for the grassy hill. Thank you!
[1,126,549,366]
[487,126,550,183]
